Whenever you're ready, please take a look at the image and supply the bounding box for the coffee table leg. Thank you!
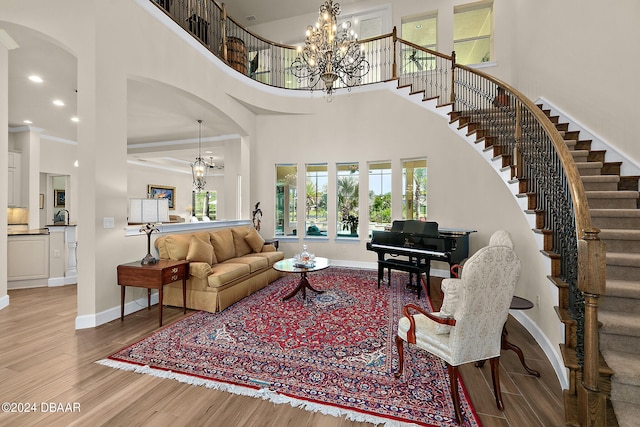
[282,275,305,301]
[282,272,325,301]
[303,275,324,294]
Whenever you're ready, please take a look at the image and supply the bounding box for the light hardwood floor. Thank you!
[0,279,565,426]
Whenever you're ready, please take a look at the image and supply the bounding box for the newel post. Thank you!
[577,227,607,426]
[392,26,397,80]
[450,51,456,105]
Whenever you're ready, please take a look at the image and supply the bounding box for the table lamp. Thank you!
[129,198,170,265]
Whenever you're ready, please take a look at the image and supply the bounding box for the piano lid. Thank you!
[390,220,439,237]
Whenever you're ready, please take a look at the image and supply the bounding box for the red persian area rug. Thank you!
[97,267,480,427]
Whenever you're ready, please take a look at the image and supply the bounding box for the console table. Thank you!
[117,259,188,326]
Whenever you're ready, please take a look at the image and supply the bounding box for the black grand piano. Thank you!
[366,220,476,298]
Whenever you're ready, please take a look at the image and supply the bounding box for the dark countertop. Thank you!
[8,228,50,236]
[45,223,77,227]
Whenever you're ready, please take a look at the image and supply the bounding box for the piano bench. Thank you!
[377,259,430,298]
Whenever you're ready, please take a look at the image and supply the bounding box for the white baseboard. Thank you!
[0,294,9,311]
[75,292,160,329]
[510,309,569,389]
[48,276,77,287]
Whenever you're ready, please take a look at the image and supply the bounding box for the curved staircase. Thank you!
[524,105,640,426]
[400,80,639,425]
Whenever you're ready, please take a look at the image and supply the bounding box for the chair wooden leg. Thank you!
[394,335,404,378]
[447,364,463,424]
[489,356,505,410]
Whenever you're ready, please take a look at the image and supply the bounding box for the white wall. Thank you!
[511,0,640,165]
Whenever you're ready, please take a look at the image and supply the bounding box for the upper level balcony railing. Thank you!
[151,0,608,421]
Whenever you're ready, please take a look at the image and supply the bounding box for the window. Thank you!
[401,13,437,74]
[402,159,427,220]
[454,3,493,65]
[192,191,216,220]
[337,163,359,237]
[276,164,297,236]
[368,162,392,235]
[305,164,328,236]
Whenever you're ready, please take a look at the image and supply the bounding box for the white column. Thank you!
[65,225,78,279]
[0,30,18,310]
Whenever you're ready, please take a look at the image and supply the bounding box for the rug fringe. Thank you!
[96,359,419,426]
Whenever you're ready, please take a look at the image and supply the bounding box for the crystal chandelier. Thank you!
[190,119,209,191]
[291,0,370,101]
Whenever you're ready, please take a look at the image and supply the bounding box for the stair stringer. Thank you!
[391,88,569,389]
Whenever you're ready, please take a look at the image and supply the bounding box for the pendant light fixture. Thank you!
[190,119,209,191]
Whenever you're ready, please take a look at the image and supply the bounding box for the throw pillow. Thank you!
[244,227,265,253]
[210,228,236,262]
[164,234,192,260]
[231,227,253,257]
[186,235,214,265]
[435,278,462,334]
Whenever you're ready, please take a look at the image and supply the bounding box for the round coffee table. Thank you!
[273,257,330,301]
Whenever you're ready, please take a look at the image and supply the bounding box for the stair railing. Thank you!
[151,1,607,423]
[452,66,607,425]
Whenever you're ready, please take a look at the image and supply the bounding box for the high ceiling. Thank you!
[224,0,373,28]
[4,0,366,173]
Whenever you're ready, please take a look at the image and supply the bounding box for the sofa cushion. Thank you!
[244,227,265,253]
[210,228,236,262]
[186,235,215,265]
[224,256,268,273]
[231,227,253,257]
[250,251,285,265]
[207,262,251,288]
[164,234,192,260]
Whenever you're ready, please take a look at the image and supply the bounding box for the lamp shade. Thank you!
[129,198,170,224]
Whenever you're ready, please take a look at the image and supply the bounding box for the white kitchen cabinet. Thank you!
[8,151,21,207]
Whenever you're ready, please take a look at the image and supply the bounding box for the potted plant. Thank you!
[342,214,359,235]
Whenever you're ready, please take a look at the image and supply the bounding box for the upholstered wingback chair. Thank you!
[395,230,521,423]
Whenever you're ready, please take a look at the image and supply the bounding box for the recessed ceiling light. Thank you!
[246,15,256,21]
[71,116,79,123]
[28,75,43,83]
[23,119,32,124]
[53,99,65,106]
[415,24,422,29]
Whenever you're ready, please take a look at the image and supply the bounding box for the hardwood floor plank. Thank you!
[0,281,565,426]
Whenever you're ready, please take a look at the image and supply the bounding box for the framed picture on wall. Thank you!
[54,189,65,207]
[148,184,176,210]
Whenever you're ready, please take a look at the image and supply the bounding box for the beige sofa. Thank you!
[154,225,284,313]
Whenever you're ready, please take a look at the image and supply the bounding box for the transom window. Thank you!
[454,2,493,65]
[401,13,437,74]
